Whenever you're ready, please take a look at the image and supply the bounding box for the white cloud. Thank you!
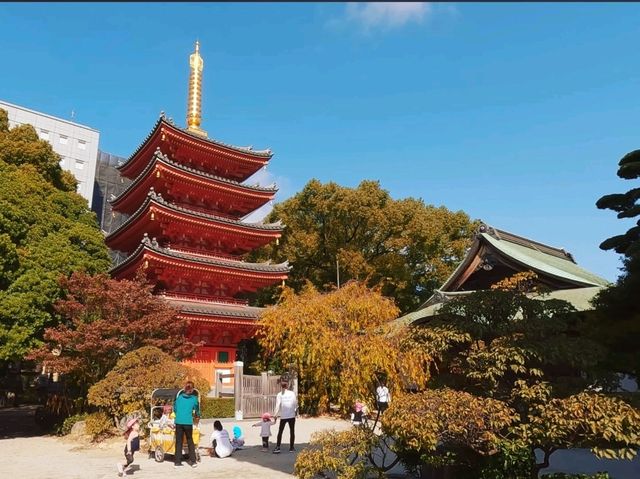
[344,2,432,32]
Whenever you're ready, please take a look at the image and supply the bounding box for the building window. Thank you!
[77,139,87,150]
[40,130,50,140]
[59,135,68,145]
[218,351,229,363]
[75,160,85,170]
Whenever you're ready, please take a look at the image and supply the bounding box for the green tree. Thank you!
[593,149,640,379]
[252,179,475,314]
[0,111,110,359]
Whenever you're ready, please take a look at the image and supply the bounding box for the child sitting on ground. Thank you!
[252,412,276,451]
[231,425,245,451]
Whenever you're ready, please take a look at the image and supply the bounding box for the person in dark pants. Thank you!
[272,380,298,453]
[173,381,200,468]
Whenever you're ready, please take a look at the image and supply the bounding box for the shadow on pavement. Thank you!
[0,405,48,439]
[200,442,311,476]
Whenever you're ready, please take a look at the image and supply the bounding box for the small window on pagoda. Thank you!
[193,281,210,295]
[217,351,229,363]
[175,278,190,293]
[221,331,232,345]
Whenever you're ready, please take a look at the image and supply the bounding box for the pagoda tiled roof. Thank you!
[110,234,291,274]
[111,148,277,207]
[163,296,265,320]
[117,115,272,173]
[106,189,283,243]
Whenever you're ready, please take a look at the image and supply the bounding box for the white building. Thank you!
[0,100,99,207]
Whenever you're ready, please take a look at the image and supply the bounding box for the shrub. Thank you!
[59,413,88,436]
[87,346,209,423]
[85,411,115,440]
[200,397,234,419]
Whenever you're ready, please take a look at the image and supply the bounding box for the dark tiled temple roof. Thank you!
[111,148,277,207]
[111,234,290,274]
[163,297,265,319]
[106,189,283,241]
[394,222,610,327]
[435,223,609,293]
[117,115,272,172]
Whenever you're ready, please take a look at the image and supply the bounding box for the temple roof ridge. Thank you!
[476,222,575,262]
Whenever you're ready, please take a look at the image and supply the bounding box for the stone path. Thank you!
[0,410,351,479]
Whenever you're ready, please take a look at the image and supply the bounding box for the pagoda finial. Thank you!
[186,40,207,138]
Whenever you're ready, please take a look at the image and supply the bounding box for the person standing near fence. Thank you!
[272,379,298,454]
[376,380,391,415]
[173,381,200,468]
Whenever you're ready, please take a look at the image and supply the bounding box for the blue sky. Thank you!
[1,2,639,282]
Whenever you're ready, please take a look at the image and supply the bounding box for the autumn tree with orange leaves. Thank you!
[29,272,197,394]
[258,281,429,415]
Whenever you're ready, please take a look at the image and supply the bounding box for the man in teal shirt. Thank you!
[174,381,200,468]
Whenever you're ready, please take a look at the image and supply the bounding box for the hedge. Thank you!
[200,397,234,419]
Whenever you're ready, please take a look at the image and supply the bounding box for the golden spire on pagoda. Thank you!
[186,40,207,137]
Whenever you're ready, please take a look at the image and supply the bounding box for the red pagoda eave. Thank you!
[111,149,277,216]
[118,117,272,181]
[179,313,258,328]
[105,194,283,254]
[110,242,290,287]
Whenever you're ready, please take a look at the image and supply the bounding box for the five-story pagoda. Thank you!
[106,42,289,381]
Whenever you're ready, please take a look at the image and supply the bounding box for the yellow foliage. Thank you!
[258,281,428,413]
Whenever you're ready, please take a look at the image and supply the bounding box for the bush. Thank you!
[59,413,88,436]
[200,397,234,419]
[85,411,115,440]
[88,346,209,422]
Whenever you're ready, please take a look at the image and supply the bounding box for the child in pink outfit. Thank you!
[252,412,276,451]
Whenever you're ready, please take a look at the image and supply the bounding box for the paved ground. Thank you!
[0,406,352,479]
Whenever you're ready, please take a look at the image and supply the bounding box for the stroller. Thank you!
[147,388,201,463]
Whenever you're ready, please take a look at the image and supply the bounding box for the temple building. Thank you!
[397,223,610,326]
[106,42,289,382]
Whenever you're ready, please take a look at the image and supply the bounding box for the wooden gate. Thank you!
[240,372,286,419]
[212,362,297,419]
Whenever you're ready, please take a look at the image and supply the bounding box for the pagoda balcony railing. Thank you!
[166,245,242,261]
[160,291,249,306]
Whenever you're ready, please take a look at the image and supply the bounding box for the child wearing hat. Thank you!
[117,417,140,476]
[252,412,276,451]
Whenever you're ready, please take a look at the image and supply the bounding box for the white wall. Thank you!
[0,100,99,207]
